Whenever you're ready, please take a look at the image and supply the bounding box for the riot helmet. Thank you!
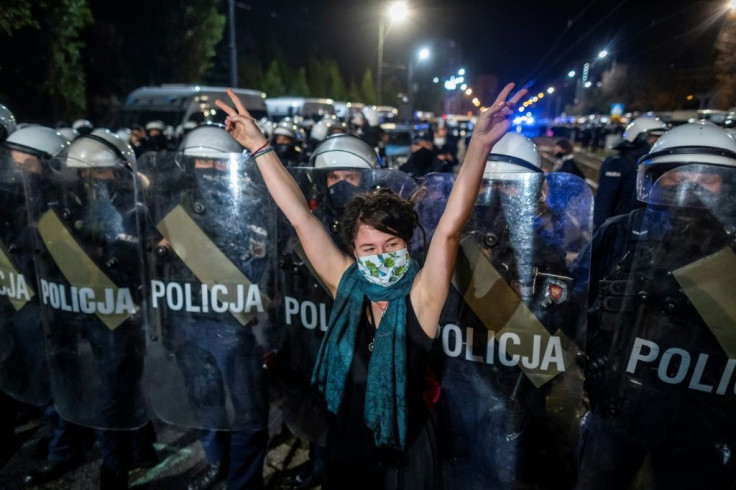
[311,115,348,143]
[310,134,378,213]
[57,127,80,143]
[483,132,542,178]
[71,119,94,135]
[0,104,17,143]
[3,126,70,160]
[622,117,667,146]
[2,126,69,186]
[636,122,736,208]
[177,123,245,189]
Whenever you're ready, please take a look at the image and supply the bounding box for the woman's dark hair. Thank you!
[340,188,420,248]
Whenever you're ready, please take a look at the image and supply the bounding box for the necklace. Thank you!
[368,301,389,353]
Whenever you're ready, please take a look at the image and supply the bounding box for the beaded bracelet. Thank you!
[253,147,274,159]
[251,141,270,155]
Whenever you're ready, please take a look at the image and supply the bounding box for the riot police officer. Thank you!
[143,124,275,490]
[435,132,591,489]
[579,122,736,489]
[25,128,157,488]
[594,117,667,229]
[0,126,97,485]
[272,120,304,167]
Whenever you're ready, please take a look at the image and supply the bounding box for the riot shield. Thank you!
[25,149,149,429]
[427,171,592,489]
[274,167,416,443]
[579,164,736,489]
[142,151,278,430]
[0,149,50,406]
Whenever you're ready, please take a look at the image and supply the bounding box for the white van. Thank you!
[334,101,365,122]
[107,84,268,130]
[265,97,335,123]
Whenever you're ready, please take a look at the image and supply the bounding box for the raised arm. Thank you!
[411,83,527,335]
[216,90,352,295]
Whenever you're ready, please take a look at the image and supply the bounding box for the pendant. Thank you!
[368,339,374,353]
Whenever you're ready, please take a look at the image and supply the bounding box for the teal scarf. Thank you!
[312,260,419,451]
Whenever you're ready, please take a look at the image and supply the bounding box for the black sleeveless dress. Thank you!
[322,295,441,490]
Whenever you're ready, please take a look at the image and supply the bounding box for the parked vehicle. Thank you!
[107,84,268,130]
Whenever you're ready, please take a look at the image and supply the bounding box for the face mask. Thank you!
[328,179,359,211]
[275,143,294,159]
[434,137,446,147]
[356,247,410,287]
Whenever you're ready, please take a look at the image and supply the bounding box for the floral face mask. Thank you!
[356,248,411,287]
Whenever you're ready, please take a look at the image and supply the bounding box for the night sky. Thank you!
[233,0,729,93]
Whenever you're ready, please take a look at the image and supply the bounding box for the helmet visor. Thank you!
[637,163,735,209]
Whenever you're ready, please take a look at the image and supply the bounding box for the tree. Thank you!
[325,60,346,101]
[347,79,362,102]
[307,58,329,97]
[262,59,286,96]
[289,67,310,97]
[714,14,736,109]
[359,69,377,105]
[0,1,37,36]
[0,0,93,122]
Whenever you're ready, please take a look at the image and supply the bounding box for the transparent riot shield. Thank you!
[579,164,736,489]
[427,171,593,489]
[25,150,149,429]
[0,149,50,406]
[274,167,416,443]
[142,151,278,430]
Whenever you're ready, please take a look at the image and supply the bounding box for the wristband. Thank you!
[251,141,270,155]
[254,147,274,159]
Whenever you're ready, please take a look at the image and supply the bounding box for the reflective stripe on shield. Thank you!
[453,236,576,387]
[674,246,736,358]
[156,205,271,326]
[37,210,134,330]
[0,237,34,310]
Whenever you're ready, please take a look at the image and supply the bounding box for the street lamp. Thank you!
[377,1,410,103]
[568,70,576,78]
[598,50,609,59]
[547,87,555,94]
[408,47,431,97]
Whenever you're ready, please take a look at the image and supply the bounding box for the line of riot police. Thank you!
[2,97,736,490]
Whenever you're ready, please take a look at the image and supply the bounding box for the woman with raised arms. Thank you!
[216,83,526,489]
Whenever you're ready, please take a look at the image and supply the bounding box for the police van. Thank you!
[265,97,335,123]
[107,84,268,130]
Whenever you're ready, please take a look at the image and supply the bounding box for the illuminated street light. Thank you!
[458,68,466,76]
[547,87,555,94]
[568,70,576,78]
[532,96,538,102]
[518,107,525,112]
[538,93,544,99]
[686,94,694,100]
[461,83,468,90]
[598,50,608,59]
[388,1,409,20]
[408,46,431,111]
[465,88,472,95]
[584,81,593,88]
[433,77,439,83]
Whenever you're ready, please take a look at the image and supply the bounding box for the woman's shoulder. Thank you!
[406,295,437,349]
